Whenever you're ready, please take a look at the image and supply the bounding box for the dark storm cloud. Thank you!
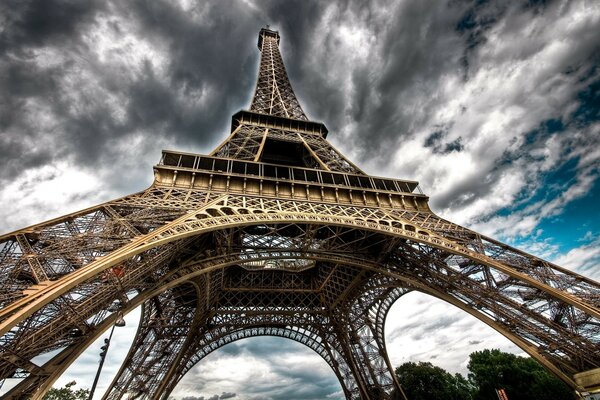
[179,337,342,399]
[0,0,104,51]
[0,0,261,191]
[424,129,464,154]
[455,0,507,76]
[232,336,341,397]
[276,0,473,169]
[2,0,465,184]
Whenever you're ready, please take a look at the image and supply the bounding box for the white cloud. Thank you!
[174,339,340,399]
[552,238,600,280]
[385,292,523,376]
[0,161,109,232]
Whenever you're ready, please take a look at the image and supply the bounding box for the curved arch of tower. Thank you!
[0,28,599,400]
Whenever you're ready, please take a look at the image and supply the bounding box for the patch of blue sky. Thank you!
[542,183,599,244]
[572,78,600,127]
[493,155,579,219]
[493,73,600,239]
[509,170,600,254]
[522,118,564,146]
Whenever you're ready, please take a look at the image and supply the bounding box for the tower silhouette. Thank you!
[1,27,599,399]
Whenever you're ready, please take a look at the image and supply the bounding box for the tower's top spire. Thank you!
[250,28,308,121]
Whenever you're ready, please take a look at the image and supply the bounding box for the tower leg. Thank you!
[326,275,409,400]
[102,282,202,399]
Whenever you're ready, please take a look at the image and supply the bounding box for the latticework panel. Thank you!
[104,282,204,400]
[212,124,266,160]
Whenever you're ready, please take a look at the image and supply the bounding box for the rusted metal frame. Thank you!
[0,191,148,243]
[432,227,597,296]
[394,247,598,374]
[210,123,248,158]
[401,248,598,361]
[349,318,390,390]
[2,217,596,396]
[0,350,45,381]
[250,36,306,120]
[176,323,335,375]
[267,40,287,118]
[14,235,48,283]
[103,303,156,399]
[2,310,135,400]
[253,128,269,162]
[102,205,142,237]
[104,281,203,400]
[8,207,593,335]
[295,132,331,171]
[309,323,358,397]
[230,127,263,160]
[441,258,600,360]
[412,278,583,388]
[0,240,191,369]
[396,252,584,383]
[158,312,341,384]
[105,285,204,399]
[9,247,568,396]
[481,239,599,296]
[345,279,402,396]
[2,204,143,298]
[0,196,228,333]
[329,317,376,399]
[4,285,118,366]
[2,243,186,395]
[391,248,596,383]
[304,136,364,174]
[371,289,409,398]
[267,40,279,116]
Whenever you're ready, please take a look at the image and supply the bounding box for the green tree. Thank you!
[42,381,90,400]
[467,349,575,400]
[395,361,473,400]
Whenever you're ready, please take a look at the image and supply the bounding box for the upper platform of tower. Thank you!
[155,28,426,200]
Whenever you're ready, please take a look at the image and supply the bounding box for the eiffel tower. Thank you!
[1,27,599,400]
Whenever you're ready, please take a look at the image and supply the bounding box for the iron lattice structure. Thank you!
[1,28,599,400]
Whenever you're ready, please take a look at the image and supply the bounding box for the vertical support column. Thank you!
[103,282,201,400]
[331,317,403,400]
[327,281,409,400]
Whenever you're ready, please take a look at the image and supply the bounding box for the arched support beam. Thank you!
[3,200,597,336]
[155,323,358,399]
[2,211,598,397]
[102,281,202,400]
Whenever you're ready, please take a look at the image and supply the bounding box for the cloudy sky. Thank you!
[1,0,599,398]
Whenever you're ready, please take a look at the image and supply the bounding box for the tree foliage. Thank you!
[467,349,575,400]
[395,361,473,400]
[396,349,576,400]
[42,381,90,400]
